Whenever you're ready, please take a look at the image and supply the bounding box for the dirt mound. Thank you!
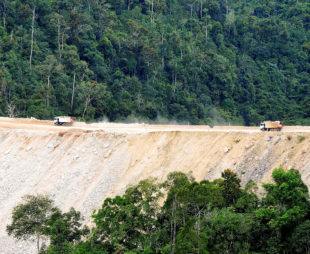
[1,118,310,253]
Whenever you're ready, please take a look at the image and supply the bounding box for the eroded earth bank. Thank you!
[1,117,310,253]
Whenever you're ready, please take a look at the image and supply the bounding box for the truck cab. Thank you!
[53,116,75,126]
[54,117,61,125]
[259,122,266,131]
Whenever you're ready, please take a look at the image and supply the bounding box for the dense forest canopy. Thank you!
[0,0,309,125]
[7,169,310,253]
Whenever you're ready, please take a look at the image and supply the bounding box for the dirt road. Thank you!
[1,117,310,253]
[1,117,309,133]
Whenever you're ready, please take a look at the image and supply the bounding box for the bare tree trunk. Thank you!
[151,0,154,23]
[173,74,177,93]
[71,72,76,110]
[1,0,7,31]
[61,31,64,53]
[169,198,177,254]
[47,75,50,107]
[82,96,91,118]
[6,103,15,118]
[29,7,36,69]
[57,18,61,60]
[36,233,40,253]
[225,0,229,15]
[190,4,193,17]
[87,0,91,13]
[200,0,203,19]
[162,57,165,70]
[127,0,132,10]
[3,12,6,30]
[118,40,122,53]
[161,33,165,70]
[205,21,208,40]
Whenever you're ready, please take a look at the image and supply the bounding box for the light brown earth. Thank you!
[1,117,310,253]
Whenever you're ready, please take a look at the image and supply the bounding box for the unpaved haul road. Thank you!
[0,117,309,133]
[1,117,310,254]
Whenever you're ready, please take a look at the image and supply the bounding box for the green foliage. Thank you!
[297,135,306,142]
[254,168,310,252]
[263,168,309,209]
[219,169,242,206]
[175,218,209,254]
[43,208,89,254]
[7,168,310,253]
[0,0,309,124]
[204,208,253,254]
[6,194,56,252]
[91,179,162,253]
[7,195,88,254]
[234,138,241,143]
[289,220,310,253]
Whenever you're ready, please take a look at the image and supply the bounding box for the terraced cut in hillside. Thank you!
[1,117,310,253]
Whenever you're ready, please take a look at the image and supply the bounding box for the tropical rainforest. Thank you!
[0,0,309,125]
[7,168,310,253]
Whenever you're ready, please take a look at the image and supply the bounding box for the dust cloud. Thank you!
[1,117,310,253]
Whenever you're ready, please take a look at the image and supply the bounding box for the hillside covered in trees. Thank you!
[0,0,309,125]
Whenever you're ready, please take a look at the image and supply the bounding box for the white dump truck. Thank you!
[260,121,284,131]
[53,116,76,126]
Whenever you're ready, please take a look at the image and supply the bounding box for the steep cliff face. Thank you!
[1,118,310,253]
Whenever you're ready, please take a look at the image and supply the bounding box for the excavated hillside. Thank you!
[1,117,310,253]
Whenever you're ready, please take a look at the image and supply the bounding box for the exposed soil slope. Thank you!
[1,117,310,253]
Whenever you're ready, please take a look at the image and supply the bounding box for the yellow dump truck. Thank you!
[260,121,284,131]
[53,116,76,126]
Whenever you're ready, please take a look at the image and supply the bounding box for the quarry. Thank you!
[1,117,310,253]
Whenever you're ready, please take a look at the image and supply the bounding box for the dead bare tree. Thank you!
[6,103,16,118]
[0,0,8,31]
[29,7,36,68]
[71,71,76,110]
[225,0,229,16]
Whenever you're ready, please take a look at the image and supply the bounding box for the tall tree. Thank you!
[7,195,56,253]
[91,179,162,252]
[44,207,89,253]
[36,55,59,107]
[219,169,242,206]
[62,45,92,111]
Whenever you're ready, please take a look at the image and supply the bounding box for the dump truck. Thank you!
[260,121,284,131]
[53,116,76,126]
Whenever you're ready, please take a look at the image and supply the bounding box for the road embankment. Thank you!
[1,117,310,253]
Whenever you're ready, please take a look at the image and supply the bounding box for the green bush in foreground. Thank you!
[7,169,310,254]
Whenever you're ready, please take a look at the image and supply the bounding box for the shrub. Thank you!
[297,135,305,142]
